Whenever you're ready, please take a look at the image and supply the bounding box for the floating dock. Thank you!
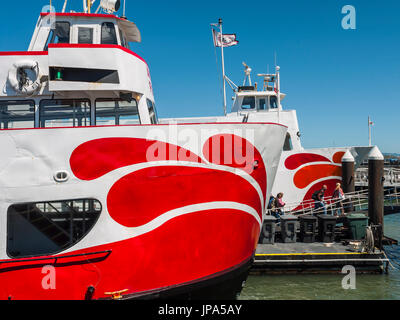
[252,242,389,274]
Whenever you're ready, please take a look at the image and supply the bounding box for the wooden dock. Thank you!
[251,242,389,274]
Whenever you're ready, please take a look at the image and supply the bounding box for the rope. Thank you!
[383,250,400,271]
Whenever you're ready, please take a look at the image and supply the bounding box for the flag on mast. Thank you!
[212,29,239,47]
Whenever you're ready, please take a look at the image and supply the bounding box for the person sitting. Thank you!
[271,192,285,218]
[267,195,275,210]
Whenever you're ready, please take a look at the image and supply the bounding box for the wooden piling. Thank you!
[342,150,355,213]
[368,146,384,228]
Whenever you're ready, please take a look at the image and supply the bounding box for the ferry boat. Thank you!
[0,2,288,299]
[161,64,373,210]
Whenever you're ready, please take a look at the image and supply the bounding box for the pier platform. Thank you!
[251,242,389,274]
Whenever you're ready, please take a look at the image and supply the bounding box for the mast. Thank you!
[219,18,227,116]
[62,0,68,13]
[276,66,281,124]
[368,116,372,146]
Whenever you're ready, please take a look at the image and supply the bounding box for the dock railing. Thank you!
[265,188,400,217]
[356,167,400,187]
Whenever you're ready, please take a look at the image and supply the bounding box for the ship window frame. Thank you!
[146,99,158,124]
[283,133,293,151]
[269,96,278,109]
[258,98,267,111]
[118,28,129,49]
[6,198,102,259]
[101,22,118,45]
[241,96,256,110]
[44,21,71,50]
[95,98,140,126]
[77,26,94,44]
[0,100,35,129]
[39,99,91,128]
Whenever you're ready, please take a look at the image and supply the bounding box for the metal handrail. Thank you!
[266,188,400,216]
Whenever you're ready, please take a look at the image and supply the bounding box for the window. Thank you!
[119,28,129,48]
[44,22,70,50]
[270,96,278,109]
[40,99,91,128]
[78,27,94,44]
[146,99,157,124]
[241,96,255,110]
[283,133,293,151]
[101,22,118,45]
[0,100,35,129]
[7,199,101,258]
[258,98,266,110]
[96,98,139,125]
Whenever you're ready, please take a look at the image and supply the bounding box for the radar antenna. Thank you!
[242,62,252,86]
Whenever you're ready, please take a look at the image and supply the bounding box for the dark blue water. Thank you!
[239,213,400,300]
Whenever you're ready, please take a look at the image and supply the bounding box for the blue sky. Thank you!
[0,0,399,152]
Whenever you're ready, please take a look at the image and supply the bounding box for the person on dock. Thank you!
[332,183,345,216]
[312,185,327,215]
[270,193,285,219]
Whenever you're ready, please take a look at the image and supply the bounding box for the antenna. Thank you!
[62,0,68,13]
[242,62,252,86]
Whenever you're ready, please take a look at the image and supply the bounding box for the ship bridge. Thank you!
[0,9,157,128]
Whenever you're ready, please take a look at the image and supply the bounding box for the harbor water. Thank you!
[239,213,400,300]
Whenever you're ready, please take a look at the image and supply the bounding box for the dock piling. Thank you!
[342,150,355,213]
[368,146,384,229]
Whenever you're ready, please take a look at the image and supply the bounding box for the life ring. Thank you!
[7,60,41,95]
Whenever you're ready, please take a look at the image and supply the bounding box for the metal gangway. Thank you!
[266,188,400,217]
[356,167,400,187]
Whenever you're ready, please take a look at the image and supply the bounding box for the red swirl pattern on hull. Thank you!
[285,151,345,211]
[202,134,267,206]
[107,165,263,227]
[70,137,203,181]
[0,209,259,300]
[1,134,267,299]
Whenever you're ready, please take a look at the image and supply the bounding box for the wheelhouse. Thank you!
[29,13,141,51]
[0,12,157,129]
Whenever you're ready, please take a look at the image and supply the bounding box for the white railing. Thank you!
[355,167,400,187]
[266,188,400,217]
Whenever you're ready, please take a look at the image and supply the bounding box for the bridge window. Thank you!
[283,133,293,151]
[44,22,70,50]
[0,100,35,129]
[146,99,157,124]
[95,98,140,125]
[241,96,255,110]
[101,22,118,45]
[7,199,101,258]
[119,29,129,48]
[39,99,91,128]
[270,96,278,109]
[258,98,266,110]
[78,27,94,44]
